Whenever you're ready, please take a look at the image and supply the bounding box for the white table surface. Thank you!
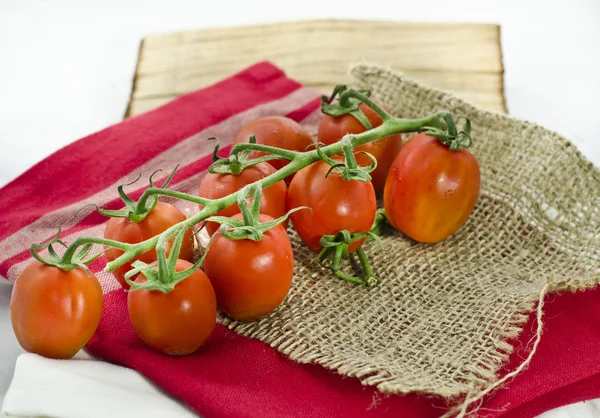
[1,0,599,415]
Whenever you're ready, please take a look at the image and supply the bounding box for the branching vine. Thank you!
[29,85,472,289]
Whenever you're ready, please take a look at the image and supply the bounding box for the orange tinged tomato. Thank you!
[318,103,402,193]
[104,202,194,289]
[234,116,313,182]
[10,262,103,359]
[203,214,293,322]
[286,159,377,253]
[384,133,480,243]
[198,162,287,236]
[128,259,216,355]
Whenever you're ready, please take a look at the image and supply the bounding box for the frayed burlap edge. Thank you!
[220,63,600,417]
[355,63,599,417]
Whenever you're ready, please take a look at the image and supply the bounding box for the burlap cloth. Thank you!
[220,63,600,415]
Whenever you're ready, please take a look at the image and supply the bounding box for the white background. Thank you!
[1,0,599,187]
[1,0,599,415]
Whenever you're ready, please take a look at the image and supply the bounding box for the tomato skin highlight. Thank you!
[234,116,314,182]
[104,202,194,289]
[203,214,293,322]
[198,162,287,236]
[127,259,216,356]
[286,159,377,253]
[10,262,103,359]
[318,103,403,193]
[384,133,481,243]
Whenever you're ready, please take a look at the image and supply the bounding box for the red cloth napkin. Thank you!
[1,61,600,417]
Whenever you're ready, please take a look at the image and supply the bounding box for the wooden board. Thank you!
[127,20,506,117]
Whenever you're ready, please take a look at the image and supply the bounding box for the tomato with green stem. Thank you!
[127,259,216,356]
[11,262,103,359]
[204,213,293,322]
[318,102,402,193]
[384,133,480,243]
[203,185,297,321]
[234,116,314,182]
[198,162,287,236]
[104,202,194,289]
[286,158,377,253]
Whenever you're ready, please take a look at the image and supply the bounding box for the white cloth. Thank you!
[538,401,600,418]
[3,353,600,418]
[0,354,198,418]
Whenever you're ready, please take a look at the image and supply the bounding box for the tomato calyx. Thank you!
[85,166,179,223]
[419,114,473,150]
[208,136,293,176]
[317,211,387,287]
[320,85,375,131]
[124,227,201,293]
[318,230,381,288]
[206,184,307,242]
[316,143,377,183]
[29,227,103,272]
[369,208,389,236]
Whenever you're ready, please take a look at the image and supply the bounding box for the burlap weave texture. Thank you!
[221,63,600,401]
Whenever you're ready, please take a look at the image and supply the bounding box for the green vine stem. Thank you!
[320,85,393,129]
[208,136,296,175]
[316,138,378,182]
[419,114,473,150]
[88,166,180,223]
[370,208,388,237]
[104,109,454,273]
[30,228,131,272]
[137,187,212,211]
[205,183,308,242]
[123,227,203,293]
[35,86,472,288]
[318,230,381,287]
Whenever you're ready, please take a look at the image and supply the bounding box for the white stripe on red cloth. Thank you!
[0,88,319,269]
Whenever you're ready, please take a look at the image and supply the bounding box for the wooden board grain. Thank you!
[128,20,506,116]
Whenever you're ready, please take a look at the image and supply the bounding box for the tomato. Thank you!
[234,116,314,182]
[286,159,377,253]
[10,262,103,359]
[128,259,216,355]
[104,202,194,289]
[199,162,287,236]
[318,103,403,193]
[384,133,480,243]
[203,214,293,322]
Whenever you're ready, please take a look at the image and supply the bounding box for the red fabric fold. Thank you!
[0,62,301,242]
[486,289,600,417]
[87,290,442,418]
[86,286,600,418]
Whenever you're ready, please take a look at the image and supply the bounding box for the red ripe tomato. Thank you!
[318,103,403,193]
[10,262,103,359]
[384,133,481,243]
[104,202,194,289]
[234,116,314,182]
[128,259,216,355]
[203,213,293,322]
[286,159,377,253]
[198,162,287,236]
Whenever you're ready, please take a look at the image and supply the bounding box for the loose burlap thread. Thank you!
[220,63,600,415]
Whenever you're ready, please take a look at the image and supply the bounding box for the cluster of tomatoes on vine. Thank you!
[10,87,480,359]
